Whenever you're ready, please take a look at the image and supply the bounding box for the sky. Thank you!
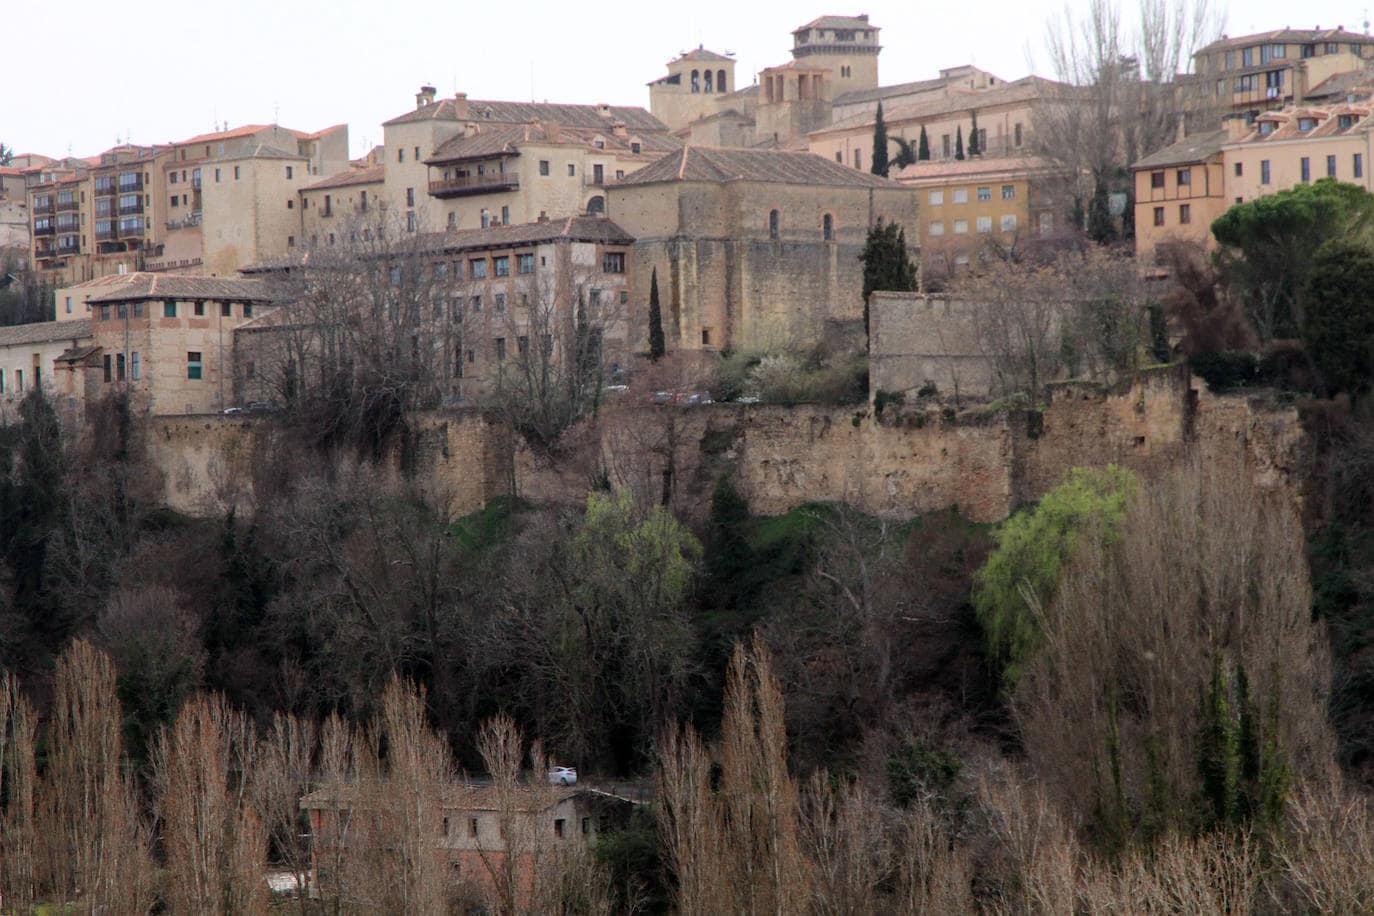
[4,0,1360,161]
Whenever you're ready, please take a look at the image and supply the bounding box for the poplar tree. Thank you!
[954,126,965,161]
[870,102,890,177]
[969,111,981,157]
[648,267,666,361]
[917,125,931,161]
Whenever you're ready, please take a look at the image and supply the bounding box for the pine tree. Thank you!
[648,267,665,361]
[860,219,918,337]
[954,126,965,161]
[870,102,890,177]
[969,112,981,157]
[917,125,930,161]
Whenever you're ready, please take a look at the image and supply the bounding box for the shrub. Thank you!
[874,389,905,415]
[1189,351,1259,392]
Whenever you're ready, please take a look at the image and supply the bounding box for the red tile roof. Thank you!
[301,165,385,191]
[612,145,909,188]
[179,124,274,145]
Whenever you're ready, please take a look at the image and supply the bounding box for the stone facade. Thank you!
[868,292,995,400]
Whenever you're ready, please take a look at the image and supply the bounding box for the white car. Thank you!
[547,766,577,786]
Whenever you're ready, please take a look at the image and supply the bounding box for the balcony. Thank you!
[33,224,55,237]
[56,197,79,213]
[32,199,54,214]
[429,171,519,198]
[94,181,116,197]
[166,212,202,230]
[96,226,117,242]
[118,201,144,216]
[56,240,80,254]
[116,178,144,194]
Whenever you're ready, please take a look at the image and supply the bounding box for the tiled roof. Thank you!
[834,76,951,106]
[611,146,909,188]
[813,76,1073,136]
[895,155,1062,180]
[60,272,151,294]
[796,14,877,31]
[0,318,92,348]
[425,122,681,164]
[1198,28,1374,53]
[1228,104,1373,142]
[1133,129,1230,168]
[301,165,385,191]
[293,124,346,141]
[179,124,274,145]
[216,144,306,162]
[386,97,668,132]
[672,48,735,63]
[1305,68,1374,100]
[85,274,283,304]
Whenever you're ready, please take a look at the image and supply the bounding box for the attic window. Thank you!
[1297,117,1317,131]
[1258,121,1275,135]
[1339,114,1357,129]
[631,141,642,154]
[594,139,605,149]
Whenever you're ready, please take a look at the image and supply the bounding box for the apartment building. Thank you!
[381,88,679,234]
[895,156,1067,276]
[83,273,283,415]
[27,123,350,287]
[1193,28,1374,121]
[607,146,918,352]
[807,76,1068,171]
[1131,130,1230,265]
[236,215,633,405]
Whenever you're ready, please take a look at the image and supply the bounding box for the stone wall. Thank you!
[148,365,1308,525]
[869,292,994,400]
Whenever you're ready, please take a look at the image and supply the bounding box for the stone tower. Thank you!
[648,47,738,131]
[790,14,881,97]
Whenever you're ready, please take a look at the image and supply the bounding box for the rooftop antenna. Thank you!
[273,101,279,125]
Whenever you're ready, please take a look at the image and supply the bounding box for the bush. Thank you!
[710,350,763,402]
[743,351,869,407]
[874,389,905,415]
[1189,351,1259,392]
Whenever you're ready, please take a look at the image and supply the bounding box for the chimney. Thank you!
[545,119,561,143]
[416,85,437,109]
[611,120,629,138]
[453,92,470,120]
[596,103,613,119]
[537,211,548,222]
[1294,61,1309,106]
[858,13,869,22]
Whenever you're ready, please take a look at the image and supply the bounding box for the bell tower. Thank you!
[790,14,881,97]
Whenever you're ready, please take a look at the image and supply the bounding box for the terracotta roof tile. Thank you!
[813,76,1075,136]
[301,165,385,191]
[0,318,92,348]
[1133,130,1230,168]
[611,146,909,188]
[386,97,668,132]
[896,155,1062,180]
[85,273,283,304]
[796,14,878,31]
[1199,28,1374,53]
[179,124,274,144]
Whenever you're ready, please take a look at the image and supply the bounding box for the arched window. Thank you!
[691,70,700,93]
[822,213,834,240]
[768,209,780,240]
[717,69,727,93]
[704,70,713,93]
[586,195,605,214]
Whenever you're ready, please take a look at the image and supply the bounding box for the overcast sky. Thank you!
[5,0,1359,160]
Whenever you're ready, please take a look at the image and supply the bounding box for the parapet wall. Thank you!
[148,365,1307,524]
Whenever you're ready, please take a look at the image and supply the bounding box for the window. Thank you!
[1297,117,1317,131]
[593,164,604,184]
[414,146,420,161]
[768,209,780,239]
[518,335,528,355]
[953,219,969,234]
[1260,160,1271,184]
[1356,153,1364,178]
[164,301,177,318]
[976,215,992,233]
[222,302,232,317]
[407,211,417,232]
[14,370,21,392]
[131,352,140,380]
[469,818,479,838]
[170,195,179,208]
[495,337,506,360]
[288,235,295,247]
[1001,185,1015,200]
[928,189,944,205]
[64,296,71,314]
[1242,47,1254,67]
[1014,123,1023,147]
[471,295,482,312]
[555,819,565,838]
[1327,154,1338,178]
[1339,114,1357,129]
[603,252,625,273]
[494,256,510,277]
[191,301,204,317]
[1174,168,1191,187]
[702,328,711,346]
[244,303,253,318]
[103,355,111,383]
[1258,120,1275,136]
[233,166,241,180]
[470,258,487,278]
[539,159,550,176]
[620,290,629,304]
[1179,203,1191,224]
[582,818,590,835]
[1301,157,1311,182]
[1265,70,1284,91]
[398,148,405,162]
[494,293,506,312]
[116,353,125,381]
[187,352,203,380]
[518,253,535,274]
[942,134,951,158]
[977,186,991,201]
[822,213,834,240]
[133,302,143,318]
[501,205,509,225]
[1234,162,1243,176]
[853,149,862,170]
[568,163,576,177]
[1153,206,1165,226]
[481,209,490,229]
[447,212,456,228]
[1001,214,1017,232]
[951,188,968,204]
[928,220,945,236]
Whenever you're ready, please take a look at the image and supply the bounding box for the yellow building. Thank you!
[1131,129,1230,267]
[1193,28,1374,121]
[894,157,1065,278]
[1223,103,1373,200]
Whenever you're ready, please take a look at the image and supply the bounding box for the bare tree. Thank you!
[252,711,319,914]
[0,674,39,914]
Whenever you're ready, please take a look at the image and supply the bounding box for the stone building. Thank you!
[380,88,679,235]
[606,146,918,352]
[298,165,385,249]
[0,318,97,426]
[83,273,284,415]
[1192,27,1374,121]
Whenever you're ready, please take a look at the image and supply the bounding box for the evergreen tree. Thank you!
[705,475,754,607]
[917,125,930,161]
[2,388,66,648]
[1197,657,1240,828]
[954,126,965,161]
[859,219,918,337]
[1087,174,1115,243]
[870,102,890,177]
[969,112,981,157]
[648,267,665,361]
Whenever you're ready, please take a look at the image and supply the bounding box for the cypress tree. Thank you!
[860,219,918,337]
[954,126,965,161]
[871,102,890,177]
[648,267,665,361]
[917,125,930,161]
[969,111,981,157]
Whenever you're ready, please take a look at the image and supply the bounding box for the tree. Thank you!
[918,125,931,161]
[1212,179,1374,340]
[969,112,981,157]
[648,267,666,361]
[955,125,965,161]
[871,102,890,177]
[1301,238,1374,396]
[0,144,12,166]
[859,219,918,336]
